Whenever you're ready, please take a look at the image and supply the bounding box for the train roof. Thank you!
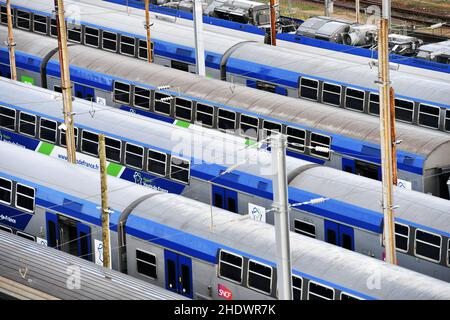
[0,231,186,300]
[1,141,449,300]
[6,27,450,169]
[1,79,450,236]
[227,42,450,107]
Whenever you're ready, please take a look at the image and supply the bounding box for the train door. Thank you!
[76,221,92,261]
[74,83,95,101]
[164,250,193,298]
[212,185,238,213]
[46,212,60,248]
[324,220,354,251]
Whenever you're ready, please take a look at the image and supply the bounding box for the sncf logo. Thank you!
[218,284,233,300]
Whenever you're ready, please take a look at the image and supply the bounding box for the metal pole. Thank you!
[54,0,76,164]
[382,0,391,28]
[325,0,333,17]
[271,133,292,300]
[99,134,111,269]
[193,0,206,76]
[6,0,16,81]
[378,19,397,265]
[355,0,361,24]
[145,0,153,63]
[389,87,398,186]
[270,0,277,46]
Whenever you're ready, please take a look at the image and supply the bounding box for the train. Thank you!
[1,27,450,200]
[1,141,450,300]
[0,78,449,283]
[2,0,450,135]
[0,231,186,300]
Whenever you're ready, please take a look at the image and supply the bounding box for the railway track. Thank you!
[306,0,450,25]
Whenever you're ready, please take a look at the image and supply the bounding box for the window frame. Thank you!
[368,92,380,115]
[307,280,335,300]
[81,129,99,157]
[39,118,57,144]
[218,249,244,285]
[33,13,48,35]
[447,238,450,267]
[16,231,35,242]
[147,148,167,178]
[217,108,236,131]
[174,97,193,122]
[286,126,306,153]
[154,92,172,116]
[394,98,415,124]
[292,275,303,300]
[138,39,154,61]
[418,103,441,130]
[310,132,332,160]
[15,183,35,213]
[84,26,100,48]
[67,24,82,43]
[445,110,450,133]
[50,18,57,37]
[246,259,273,295]
[105,136,122,163]
[0,106,16,131]
[239,114,259,139]
[135,248,158,280]
[322,82,342,107]
[294,219,316,238]
[299,77,319,101]
[0,177,13,206]
[59,126,79,148]
[125,142,144,170]
[102,30,118,52]
[18,111,37,138]
[262,120,282,140]
[344,87,366,113]
[169,156,190,184]
[195,103,214,128]
[113,81,131,105]
[16,9,31,30]
[120,35,136,57]
[414,229,442,263]
[340,292,362,300]
[0,225,13,233]
[133,86,151,110]
[394,222,409,253]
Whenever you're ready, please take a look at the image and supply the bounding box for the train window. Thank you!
[395,99,414,123]
[195,103,214,128]
[300,77,319,101]
[0,178,12,205]
[286,126,306,152]
[60,127,79,148]
[15,183,35,213]
[310,133,331,159]
[447,239,450,267]
[262,121,281,140]
[414,229,442,263]
[133,86,151,110]
[170,157,190,184]
[247,260,272,295]
[105,137,121,163]
[418,104,440,129]
[217,109,236,131]
[138,39,154,61]
[368,93,380,115]
[50,19,57,37]
[0,225,12,233]
[345,88,365,112]
[171,60,189,72]
[0,106,16,131]
[84,26,99,47]
[445,110,450,132]
[175,98,193,122]
[16,10,30,30]
[113,81,131,105]
[341,292,362,300]
[136,249,157,279]
[16,231,35,242]
[147,149,167,177]
[120,35,136,57]
[240,114,259,139]
[102,31,118,52]
[292,275,302,300]
[67,24,82,43]
[33,14,47,34]
[154,92,172,116]
[308,281,334,300]
[81,130,99,157]
[0,5,7,24]
[39,118,57,143]
[294,220,316,238]
[394,223,409,252]
[54,85,62,93]
[19,112,36,137]
[322,82,342,106]
[125,143,144,170]
[218,250,243,283]
[256,81,276,93]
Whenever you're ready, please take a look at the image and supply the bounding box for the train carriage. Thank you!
[0,78,449,282]
[1,141,450,300]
